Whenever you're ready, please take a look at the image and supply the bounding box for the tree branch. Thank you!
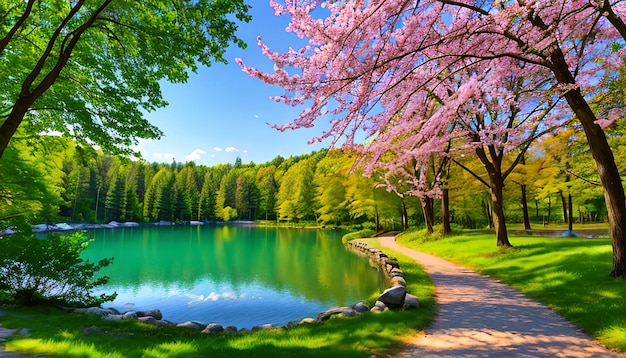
[0,0,36,54]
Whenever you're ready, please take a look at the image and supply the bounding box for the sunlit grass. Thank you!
[397,230,626,353]
[1,241,436,357]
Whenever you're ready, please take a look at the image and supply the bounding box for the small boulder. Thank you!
[403,293,419,309]
[202,323,224,334]
[378,285,406,310]
[225,326,238,332]
[136,309,162,320]
[391,276,407,287]
[316,307,356,322]
[177,321,206,330]
[299,318,315,324]
[353,302,369,313]
[371,301,387,313]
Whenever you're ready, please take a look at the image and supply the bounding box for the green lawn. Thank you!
[0,243,436,357]
[397,229,626,353]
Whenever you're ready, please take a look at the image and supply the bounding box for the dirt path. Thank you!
[378,236,621,358]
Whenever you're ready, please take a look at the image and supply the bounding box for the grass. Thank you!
[397,229,626,353]
[0,239,436,357]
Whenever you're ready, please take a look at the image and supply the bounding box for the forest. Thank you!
[0,118,614,233]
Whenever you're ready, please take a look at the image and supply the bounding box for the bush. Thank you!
[0,225,116,307]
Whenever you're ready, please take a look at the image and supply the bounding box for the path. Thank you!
[378,236,621,358]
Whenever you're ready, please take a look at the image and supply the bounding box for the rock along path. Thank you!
[378,236,622,358]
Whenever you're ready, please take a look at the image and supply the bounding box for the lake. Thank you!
[81,224,387,329]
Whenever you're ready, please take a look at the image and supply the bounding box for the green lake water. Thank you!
[81,224,387,329]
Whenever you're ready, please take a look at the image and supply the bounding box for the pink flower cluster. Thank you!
[238,0,626,197]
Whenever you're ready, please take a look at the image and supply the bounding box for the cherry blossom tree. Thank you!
[238,1,626,277]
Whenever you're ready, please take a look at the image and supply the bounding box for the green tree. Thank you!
[256,165,279,221]
[0,0,250,160]
[176,164,201,221]
[0,142,62,223]
[314,153,351,226]
[235,168,258,220]
[198,164,229,221]
[143,167,175,222]
[276,156,319,222]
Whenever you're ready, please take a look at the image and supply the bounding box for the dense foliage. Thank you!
[0,222,115,306]
[0,0,250,159]
[0,122,612,233]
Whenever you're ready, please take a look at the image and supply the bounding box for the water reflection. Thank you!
[81,225,387,328]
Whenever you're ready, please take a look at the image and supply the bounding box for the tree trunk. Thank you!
[420,196,434,234]
[0,100,30,159]
[535,199,539,218]
[521,184,531,230]
[483,197,493,229]
[551,48,626,277]
[490,175,512,247]
[547,196,551,225]
[442,187,451,235]
[402,200,409,230]
[560,190,568,223]
[568,194,574,233]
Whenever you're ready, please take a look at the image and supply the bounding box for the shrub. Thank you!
[0,225,116,307]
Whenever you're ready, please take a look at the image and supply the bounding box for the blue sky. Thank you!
[135,3,328,167]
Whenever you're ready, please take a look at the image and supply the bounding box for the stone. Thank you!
[225,326,238,332]
[123,311,138,319]
[353,302,369,313]
[201,323,224,334]
[371,301,387,313]
[299,318,315,324]
[136,309,162,320]
[316,307,357,322]
[391,276,407,287]
[177,321,206,330]
[378,285,406,310]
[403,293,420,309]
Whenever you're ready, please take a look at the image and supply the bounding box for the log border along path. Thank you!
[378,236,622,358]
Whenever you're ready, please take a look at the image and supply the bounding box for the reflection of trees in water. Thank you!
[82,225,387,305]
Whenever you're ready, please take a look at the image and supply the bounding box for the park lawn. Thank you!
[0,243,436,358]
[397,230,626,353]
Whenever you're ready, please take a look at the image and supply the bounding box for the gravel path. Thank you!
[379,236,621,358]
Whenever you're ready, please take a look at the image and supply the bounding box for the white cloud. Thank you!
[213,147,223,152]
[254,114,259,119]
[225,146,239,153]
[186,292,241,305]
[185,148,207,162]
[152,152,163,158]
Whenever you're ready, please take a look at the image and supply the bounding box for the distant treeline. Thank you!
[0,129,610,231]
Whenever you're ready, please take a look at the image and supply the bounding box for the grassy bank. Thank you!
[1,238,435,357]
[397,230,626,352]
